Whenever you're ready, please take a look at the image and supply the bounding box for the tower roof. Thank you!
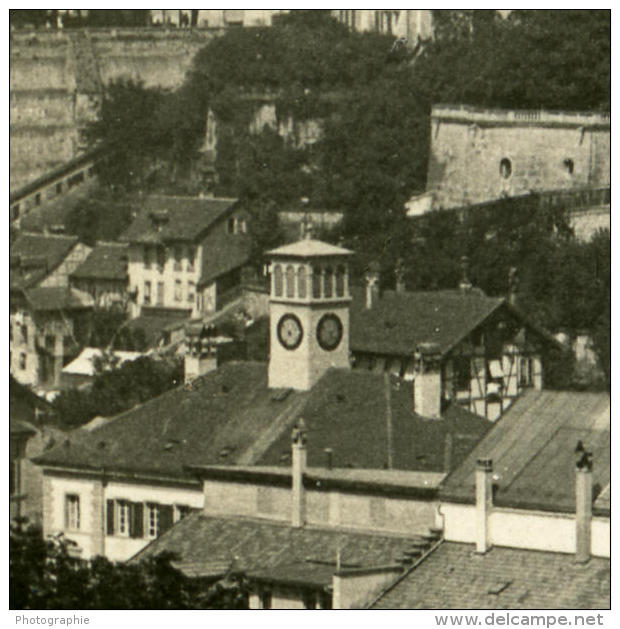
[266,239,353,259]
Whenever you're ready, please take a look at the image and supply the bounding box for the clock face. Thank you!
[277,313,303,350]
[316,314,343,351]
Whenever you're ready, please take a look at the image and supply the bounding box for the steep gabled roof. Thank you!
[120,196,238,244]
[132,513,425,586]
[350,287,550,358]
[70,242,128,282]
[440,389,610,515]
[10,232,79,289]
[371,542,610,609]
[198,229,252,288]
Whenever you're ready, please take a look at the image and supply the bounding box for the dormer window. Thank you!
[227,217,235,234]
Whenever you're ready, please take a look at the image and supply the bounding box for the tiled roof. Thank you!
[198,230,252,288]
[34,362,309,480]
[24,287,94,312]
[9,376,52,424]
[350,287,505,358]
[266,239,353,258]
[371,542,610,609]
[257,368,490,473]
[133,513,424,586]
[34,363,490,480]
[440,390,610,514]
[10,232,79,289]
[120,196,238,244]
[70,242,128,281]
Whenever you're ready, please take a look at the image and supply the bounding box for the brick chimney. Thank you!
[365,261,380,309]
[459,255,472,292]
[413,342,442,419]
[475,458,493,554]
[184,327,217,384]
[575,448,593,563]
[291,418,307,528]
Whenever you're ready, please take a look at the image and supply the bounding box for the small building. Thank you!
[10,286,93,389]
[120,195,252,319]
[69,241,129,309]
[61,347,143,389]
[10,232,91,290]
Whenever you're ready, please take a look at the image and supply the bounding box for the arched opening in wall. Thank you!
[285,265,295,298]
[273,264,283,297]
[297,266,306,299]
[335,266,346,297]
[499,158,512,179]
[324,267,334,298]
[563,158,575,175]
[312,266,322,299]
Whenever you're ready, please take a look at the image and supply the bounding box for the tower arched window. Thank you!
[324,267,334,298]
[273,264,283,297]
[297,266,307,299]
[285,265,295,298]
[335,265,346,297]
[312,265,322,299]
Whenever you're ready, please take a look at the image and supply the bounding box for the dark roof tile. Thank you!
[372,542,610,609]
[440,390,610,514]
[120,196,238,244]
[24,287,93,311]
[70,242,128,281]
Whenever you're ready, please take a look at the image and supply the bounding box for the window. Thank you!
[144,281,151,305]
[157,282,164,306]
[173,504,195,523]
[564,158,575,175]
[12,204,20,220]
[227,217,235,234]
[144,246,152,269]
[174,279,182,302]
[146,503,159,539]
[312,266,322,298]
[238,218,247,234]
[174,245,183,271]
[297,266,307,299]
[188,281,195,303]
[335,265,346,297]
[65,494,80,530]
[117,500,130,536]
[324,267,333,298]
[21,325,28,344]
[273,264,283,297]
[187,247,196,272]
[454,356,470,391]
[499,158,512,179]
[19,353,26,370]
[259,591,272,609]
[285,265,295,298]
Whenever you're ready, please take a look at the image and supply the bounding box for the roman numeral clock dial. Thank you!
[277,314,303,350]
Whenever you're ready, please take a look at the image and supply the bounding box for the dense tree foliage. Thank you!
[51,356,183,428]
[10,522,247,609]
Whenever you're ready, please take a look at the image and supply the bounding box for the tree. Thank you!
[10,521,248,609]
[51,356,183,429]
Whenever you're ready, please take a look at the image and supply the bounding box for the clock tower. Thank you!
[266,236,353,391]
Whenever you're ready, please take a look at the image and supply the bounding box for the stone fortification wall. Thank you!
[427,105,610,210]
[10,28,220,191]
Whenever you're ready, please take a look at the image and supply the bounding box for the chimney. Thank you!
[459,255,472,292]
[508,267,519,307]
[575,449,593,563]
[324,447,333,470]
[291,418,308,528]
[184,327,217,384]
[413,343,442,419]
[394,258,406,293]
[475,458,493,554]
[365,261,380,309]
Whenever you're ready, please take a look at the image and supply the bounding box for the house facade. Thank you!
[121,195,252,319]
[10,287,93,389]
